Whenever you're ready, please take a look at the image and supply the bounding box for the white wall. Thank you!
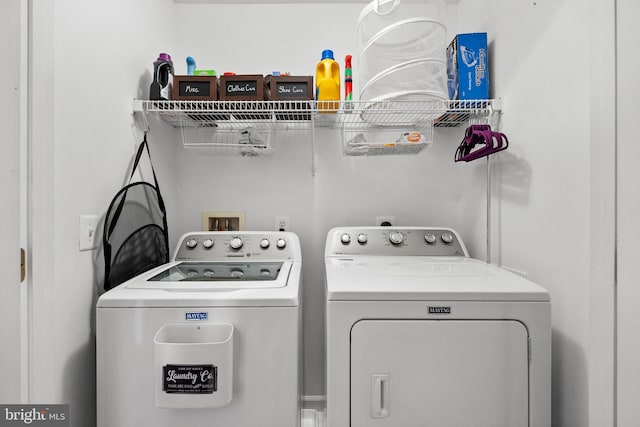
[29,1,179,425]
[29,0,616,426]
[0,0,26,403]
[616,0,640,423]
[587,0,616,425]
[455,2,594,425]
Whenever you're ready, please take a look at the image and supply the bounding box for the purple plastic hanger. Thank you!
[455,124,509,162]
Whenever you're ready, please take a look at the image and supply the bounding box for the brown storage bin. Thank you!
[264,76,314,101]
[219,75,265,101]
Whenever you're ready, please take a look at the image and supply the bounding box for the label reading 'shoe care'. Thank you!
[273,79,312,100]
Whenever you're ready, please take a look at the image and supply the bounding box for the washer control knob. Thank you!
[424,233,437,244]
[185,238,198,249]
[389,232,404,245]
[276,238,287,249]
[357,233,368,244]
[203,238,214,249]
[260,238,270,249]
[340,233,351,245]
[229,237,244,250]
[441,232,454,244]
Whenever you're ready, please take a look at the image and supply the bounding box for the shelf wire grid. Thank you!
[143,100,314,130]
[139,99,500,155]
[141,99,498,129]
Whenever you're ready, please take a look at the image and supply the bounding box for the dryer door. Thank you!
[351,320,529,427]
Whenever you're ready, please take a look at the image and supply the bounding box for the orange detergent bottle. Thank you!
[316,49,340,112]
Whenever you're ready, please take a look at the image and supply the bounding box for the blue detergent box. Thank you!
[447,32,489,100]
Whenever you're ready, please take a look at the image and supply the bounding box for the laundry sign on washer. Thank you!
[162,364,218,394]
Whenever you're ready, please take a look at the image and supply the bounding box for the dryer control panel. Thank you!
[326,227,468,257]
[174,231,301,261]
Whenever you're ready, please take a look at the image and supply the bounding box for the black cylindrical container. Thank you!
[149,53,174,100]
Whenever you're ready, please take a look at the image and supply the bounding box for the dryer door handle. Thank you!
[371,374,390,419]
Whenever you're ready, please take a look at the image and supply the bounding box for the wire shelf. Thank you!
[135,99,501,156]
[139,99,500,129]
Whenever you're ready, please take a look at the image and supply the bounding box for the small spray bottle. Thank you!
[186,56,196,75]
[345,55,353,109]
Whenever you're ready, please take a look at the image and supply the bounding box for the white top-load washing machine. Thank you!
[325,227,550,427]
[97,231,302,427]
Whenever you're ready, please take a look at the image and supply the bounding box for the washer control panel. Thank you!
[327,227,468,257]
[175,231,300,261]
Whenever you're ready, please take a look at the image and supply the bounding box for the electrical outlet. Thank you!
[79,214,98,251]
[275,216,290,231]
[376,216,395,226]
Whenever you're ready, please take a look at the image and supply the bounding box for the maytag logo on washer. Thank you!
[185,312,208,321]
[1,405,69,426]
[428,306,451,314]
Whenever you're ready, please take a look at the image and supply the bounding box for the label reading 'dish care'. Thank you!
[163,364,217,394]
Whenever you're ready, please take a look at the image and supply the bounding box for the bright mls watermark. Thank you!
[1,405,69,426]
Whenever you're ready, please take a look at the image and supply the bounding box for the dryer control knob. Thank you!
[424,233,436,244]
[340,233,351,245]
[441,232,454,244]
[229,237,244,250]
[357,233,368,244]
[389,232,404,245]
[276,238,287,249]
[203,238,214,249]
[186,238,198,249]
[260,238,270,249]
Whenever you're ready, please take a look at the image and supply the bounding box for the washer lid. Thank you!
[97,260,301,308]
[131,261,286,289]
[325,257,549,302]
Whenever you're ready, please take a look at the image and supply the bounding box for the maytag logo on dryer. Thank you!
[428,306,451,314]
[185,312,208,321]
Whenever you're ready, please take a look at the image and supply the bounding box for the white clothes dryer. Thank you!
[97,231,302,427]
[325,226,550,427]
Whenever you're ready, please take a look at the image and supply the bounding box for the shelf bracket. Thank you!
[131,98,150,133]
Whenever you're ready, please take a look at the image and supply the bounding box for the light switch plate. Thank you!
[79,215,98,251]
